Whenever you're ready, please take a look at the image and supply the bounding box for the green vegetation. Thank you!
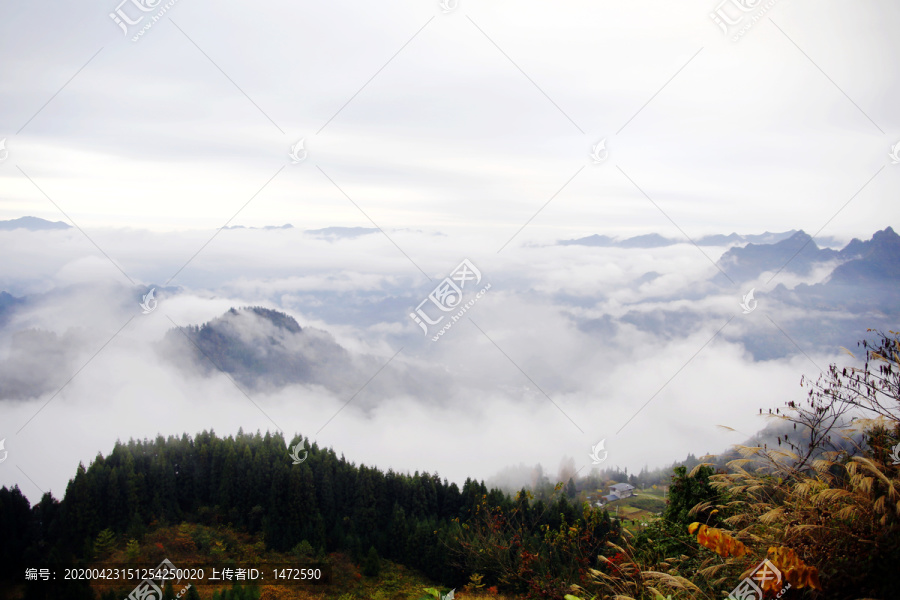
[567,329,900,600]
[93,529,117,559]
[362,546,382,577]
[620,496,665,514]
[2,329,899,599]
[0,427,612,598]
[660,466,719,527]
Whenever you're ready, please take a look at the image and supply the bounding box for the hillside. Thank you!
[162,308,355,393]
[90,524,463,600]
[2,332,899,599]
[0,430,609,599]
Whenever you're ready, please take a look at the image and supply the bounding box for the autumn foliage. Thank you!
[766,546,822,591]
[687,522,821,592]
[687,522,746,558]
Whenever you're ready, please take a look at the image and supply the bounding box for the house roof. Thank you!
[610,483,634,491]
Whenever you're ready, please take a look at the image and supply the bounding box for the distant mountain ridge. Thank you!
[0,291,24,324]
[221,224,293,230]
[0,216,70,231]
[828,226,900,285]
[306,226,379,239]
[717,227,899,282]
[555,229,839,248]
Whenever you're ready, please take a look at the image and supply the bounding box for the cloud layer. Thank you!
[1,224,884,504]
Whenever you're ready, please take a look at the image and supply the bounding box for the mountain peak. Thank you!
[839,226,899,260]
[164,306,353,392]
[0,216,71,231]
[716,229,834,281]
[785,230,813,243]
[872,226,898,242]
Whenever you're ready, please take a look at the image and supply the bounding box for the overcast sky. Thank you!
[1,0,899,503]
[1,0,898,238]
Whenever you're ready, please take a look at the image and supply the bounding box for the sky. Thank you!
[1,0,898,236]
[1,0,899,503]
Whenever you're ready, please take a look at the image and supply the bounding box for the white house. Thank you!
[609,483,635,498]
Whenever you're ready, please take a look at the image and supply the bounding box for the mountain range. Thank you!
[0,221,896,396]
[5,217,870,257]
[0,217,382,238]
[716,226,900,284]
[558,230,844,249]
